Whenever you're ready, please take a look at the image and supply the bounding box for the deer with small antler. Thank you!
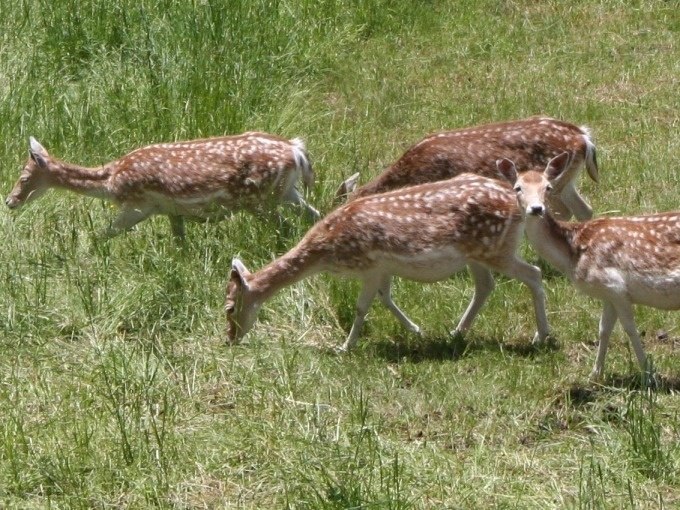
[498,152,680,380]
[226,171,553,350]
[338,116,598,221]
[6,133,320,239]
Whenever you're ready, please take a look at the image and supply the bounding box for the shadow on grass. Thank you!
[601,372,680,393]
[563,373,680,398]
[521,375,680,445]
[366,333,560,364]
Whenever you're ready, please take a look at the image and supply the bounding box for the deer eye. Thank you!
[546,184,553,192]
[225,304,235,313]
[513,185,522,193]
[20,177,29,183]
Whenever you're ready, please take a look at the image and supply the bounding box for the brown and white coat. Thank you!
[339,116,598,220]
[6,133,319,238]
[499,152,680,380]
[227,172,551,350]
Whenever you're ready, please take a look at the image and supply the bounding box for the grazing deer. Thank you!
[499,152,680,380]
[226,173,551,350]
[5,133,320,239]
[338,116,598,220]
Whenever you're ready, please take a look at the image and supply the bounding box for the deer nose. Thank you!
[5,196,20,209]
[528,205,544,216]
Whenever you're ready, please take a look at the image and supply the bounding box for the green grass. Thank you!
[2,0,680,507]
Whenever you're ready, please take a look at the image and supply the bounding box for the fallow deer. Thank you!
[499,152,680,380]
[5,133,320,239]
[226,173,551,351]
[338,117,598,220]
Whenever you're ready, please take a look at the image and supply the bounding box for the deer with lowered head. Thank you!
[226,171,553,351]
[5,133,320,239]
[498,152,680,380]
[338,116,598,221]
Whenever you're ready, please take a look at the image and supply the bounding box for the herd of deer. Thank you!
[6,117,680,381]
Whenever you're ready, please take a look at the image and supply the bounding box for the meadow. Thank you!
[1,0,679,508]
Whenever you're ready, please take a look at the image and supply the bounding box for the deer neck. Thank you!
[249,246,324,303]
[524,213,578,278]
[48,159,114,200]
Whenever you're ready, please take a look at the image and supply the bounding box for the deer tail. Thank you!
[580,126,599,183]
[291,138,315,190]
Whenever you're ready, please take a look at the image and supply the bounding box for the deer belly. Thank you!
[384,248,468,282]
[627,272,680,310]
[150,192,238,218]
[577,268,680,311]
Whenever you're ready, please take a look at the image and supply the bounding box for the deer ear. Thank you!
[545,152,571,181]
[334,172,360,201]
[230,258,251,291]
[496,158,517,185]
[28,137,48,168]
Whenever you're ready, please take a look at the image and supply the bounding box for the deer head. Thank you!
[6,137,54,209]
[225,258,262,344]
[497,151,573,217]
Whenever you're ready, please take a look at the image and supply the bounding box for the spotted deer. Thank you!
[226,173,551,350]
[338,117,598,220]
[6,133,320,239]
[499,152,680,380]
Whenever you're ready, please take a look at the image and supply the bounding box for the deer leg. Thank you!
[610,298,650,376]
[338,279,381,352]
[168,215,186,239]
[590,300,617,381]
[377,277,421,335]
[299,197,321,221]
[283,187,321,221]
[500,258,550,344]
[105,205,155,238]
[560,183,593,221]
[452,262,495,336]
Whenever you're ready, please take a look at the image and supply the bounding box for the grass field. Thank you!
[1,0,680,508]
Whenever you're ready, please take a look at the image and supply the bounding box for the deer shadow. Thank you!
[600,372,680,393]
[365,333,559,364]
[562,373,680,397]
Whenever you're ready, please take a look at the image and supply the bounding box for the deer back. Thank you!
[306,173,523,274]
[350,117,595,200]
[108,132,309,206]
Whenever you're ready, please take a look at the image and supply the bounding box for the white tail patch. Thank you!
[582,128,599,182]
[290,138,315,191]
